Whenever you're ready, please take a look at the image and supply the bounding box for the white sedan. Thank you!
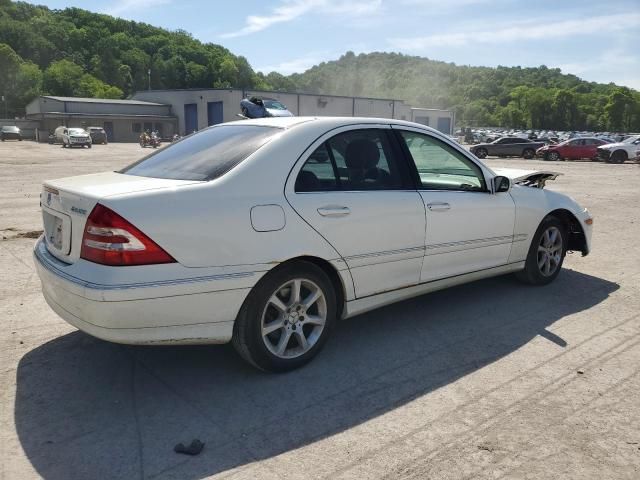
[34,117,593,372]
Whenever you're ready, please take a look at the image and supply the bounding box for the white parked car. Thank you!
[54,126,92,148]
[34,117,593,371]
[596,135,640,163]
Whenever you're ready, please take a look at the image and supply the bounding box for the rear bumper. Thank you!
[597,149,611,161]
[33,238,255,344]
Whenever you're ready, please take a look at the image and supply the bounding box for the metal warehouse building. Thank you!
[25,96,178,142]
[132,89,455,136]
[24,91,454,142]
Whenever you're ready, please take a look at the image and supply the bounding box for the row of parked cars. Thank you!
[0,125,109,147]
[468,134,640,163]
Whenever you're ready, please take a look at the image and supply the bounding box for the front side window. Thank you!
[295,129,408,192]
[398,131,486,191]
[121,125,282,181]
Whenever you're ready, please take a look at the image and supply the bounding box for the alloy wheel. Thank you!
[537,226,563,277]
[261,278,327,359]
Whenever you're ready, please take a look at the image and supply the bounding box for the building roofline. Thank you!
[27,112,177,120]
[40,95,169,107]
[132,88,408,104]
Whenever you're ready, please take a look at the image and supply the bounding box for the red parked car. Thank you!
[537,137,608,161]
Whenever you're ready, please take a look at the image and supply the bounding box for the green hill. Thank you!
[279,51,640,131]
[1,1,638,131]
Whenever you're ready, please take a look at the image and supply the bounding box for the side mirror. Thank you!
[493,175,511,193]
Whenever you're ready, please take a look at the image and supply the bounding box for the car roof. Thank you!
[235,116,445,133]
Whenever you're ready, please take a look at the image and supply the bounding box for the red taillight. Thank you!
[80,204,176,266]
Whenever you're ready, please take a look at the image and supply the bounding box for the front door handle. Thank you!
[427,202,451,212]
[317,206,351,217]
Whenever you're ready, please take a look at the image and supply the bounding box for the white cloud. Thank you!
[220,0,382,38]
[389,12,640,50]
[256,52,330,74]
[554,48,640,90]
[105,0,171,16]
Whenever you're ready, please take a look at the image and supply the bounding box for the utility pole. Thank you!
[148,69,151,90]
[2,94,7,119]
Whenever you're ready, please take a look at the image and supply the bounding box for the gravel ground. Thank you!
[1,141,639,480]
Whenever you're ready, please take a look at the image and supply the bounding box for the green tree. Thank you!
[605,87,637,131]
[43,59,84,96]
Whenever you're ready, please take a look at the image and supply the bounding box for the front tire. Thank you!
[523,148,534,159]
[546,151,560,161]
[475,148,488,159]
[608,150,627,164]
[232,261,337,372]
[516,216,566,285]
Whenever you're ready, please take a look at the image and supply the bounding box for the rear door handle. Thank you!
[317,206,351,217]
[427,202,450,212]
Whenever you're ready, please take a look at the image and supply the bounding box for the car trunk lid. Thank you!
[41,172,202,263]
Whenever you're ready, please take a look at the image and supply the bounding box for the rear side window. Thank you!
[295,129,410,192]
[121,125,282,181]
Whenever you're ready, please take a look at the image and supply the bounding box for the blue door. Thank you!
[103,122,114,142]
[436,117,452,135]
[207,101,223,126]
[184,103,198,134]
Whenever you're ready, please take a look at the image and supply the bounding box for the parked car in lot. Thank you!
[470,137,545,159]
[240,97,294,118]
[596,135,640,163]
[1,125,22,141]
[34,117,593,372]
[54,126,92,148]
[537,137,608,161]
[87,127,108,145]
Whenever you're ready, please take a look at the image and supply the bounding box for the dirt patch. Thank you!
[1,229,43,240]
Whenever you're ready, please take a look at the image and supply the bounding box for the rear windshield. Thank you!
[120,125,282,181]
[2,126,19,132]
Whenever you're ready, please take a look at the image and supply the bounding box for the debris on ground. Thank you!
[174,439,205,456]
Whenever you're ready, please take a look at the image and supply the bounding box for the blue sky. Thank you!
[36,0,640,89]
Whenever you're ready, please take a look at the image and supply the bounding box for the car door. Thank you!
[393,127,516,282]
[286,126,426,298]
[584,139,602,158]
[564,139,585,159]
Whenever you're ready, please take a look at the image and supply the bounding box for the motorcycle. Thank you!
[139,131,160,148]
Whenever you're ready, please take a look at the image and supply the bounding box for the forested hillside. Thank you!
[1,1,638,131]
[279,52,640,131]
[0,0,276,116]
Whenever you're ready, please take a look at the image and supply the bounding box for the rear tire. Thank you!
[523,148,534,159]
[232,261,337,372]
[516,216,567,286]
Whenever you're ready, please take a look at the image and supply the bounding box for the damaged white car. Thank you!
[34,117,593,371]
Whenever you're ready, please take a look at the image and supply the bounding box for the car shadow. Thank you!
[15,269,618,479]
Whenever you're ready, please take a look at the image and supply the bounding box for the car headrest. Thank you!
[345,139,380,169]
